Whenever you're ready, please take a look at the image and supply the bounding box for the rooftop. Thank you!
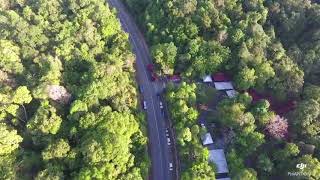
[214,82,234,90]
[202,133,214,145]
[203,75,213,83]
[226,90,238,98]
[209,149,229,174]
[212,73,231,82]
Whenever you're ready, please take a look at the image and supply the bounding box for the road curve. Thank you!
[107,1,174,180]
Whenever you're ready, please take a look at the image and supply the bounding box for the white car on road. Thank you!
[165,129,169,137]
[167,137,171,146]
[169,163,173,171]
[157,94,164,109]
[159,101,163,109]
[143,101,147,110]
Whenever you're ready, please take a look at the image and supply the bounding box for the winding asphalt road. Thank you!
[107,1,175,180]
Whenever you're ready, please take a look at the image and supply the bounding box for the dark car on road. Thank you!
[142,100,147,110]
[139,86,143,93]
[157,94,164,109]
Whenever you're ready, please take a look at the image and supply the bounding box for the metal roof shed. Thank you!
[209,149,229,173]
[214,82,234,90]
[201,133,214,145]
[203,75,213,83]
[226,90,238,98]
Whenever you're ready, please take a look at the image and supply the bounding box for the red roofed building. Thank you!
[212,73,231,82]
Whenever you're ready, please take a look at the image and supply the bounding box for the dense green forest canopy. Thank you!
[124,0,320,179]
[125,0,320,97]
[0,0,149,179]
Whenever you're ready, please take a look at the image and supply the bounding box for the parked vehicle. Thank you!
[167,137,171,146]
[169,163,173,171]
[147,64,154,72]
[157,93,164,109]
[165,129,169,137]
[159,101,163,109]
[147,64,158,81]
[143,100,147,110]
[139,86,143,93]
[151,72,158,81]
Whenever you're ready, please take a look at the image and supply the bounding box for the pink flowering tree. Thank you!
[265,115,288,139]
[47,85,71,104]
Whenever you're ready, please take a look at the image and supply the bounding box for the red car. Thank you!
[147,64,158,81]
[151,72,158,81]
[147,64,154,72]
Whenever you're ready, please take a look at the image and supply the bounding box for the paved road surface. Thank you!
[107,1,175,180]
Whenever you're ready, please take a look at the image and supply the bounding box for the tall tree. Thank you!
[151,42,177,75]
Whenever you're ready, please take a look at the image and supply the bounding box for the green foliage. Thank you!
[227,149,245,177]
[186,40,230,78]
[0,0,149,178]
[70,100,88,115]
[291,84,320,139]
[303,85,320,103]
[77,106,142,179]
[168,0,197,18]
[166,83,214,176]
[151,42,177,75]
[251,100,274,126]
[181,162,215,180]
[0,123,22,155]
[0,85,32,123]
[27,101,62,136]
[35,163,64,180]
[217,99,246,128]
[268,56,304,98]
[296,155,320,179]
[166,83,198,129]
[293,99,320,137]
[236,93,252,107]
[235,67,257,90]
[267,0,320,84]
[0,123,22,179]
[257,154,273,173]
[121,0,320,178]
[0,153,18,180]
[126,0,309,97]
[12,86,32,105]
[42,139,70,160]
[233,168,258,180]
[273,143,300,162]
[234,130,265,158]
[177,127,192,146]
[0,40,23,74]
